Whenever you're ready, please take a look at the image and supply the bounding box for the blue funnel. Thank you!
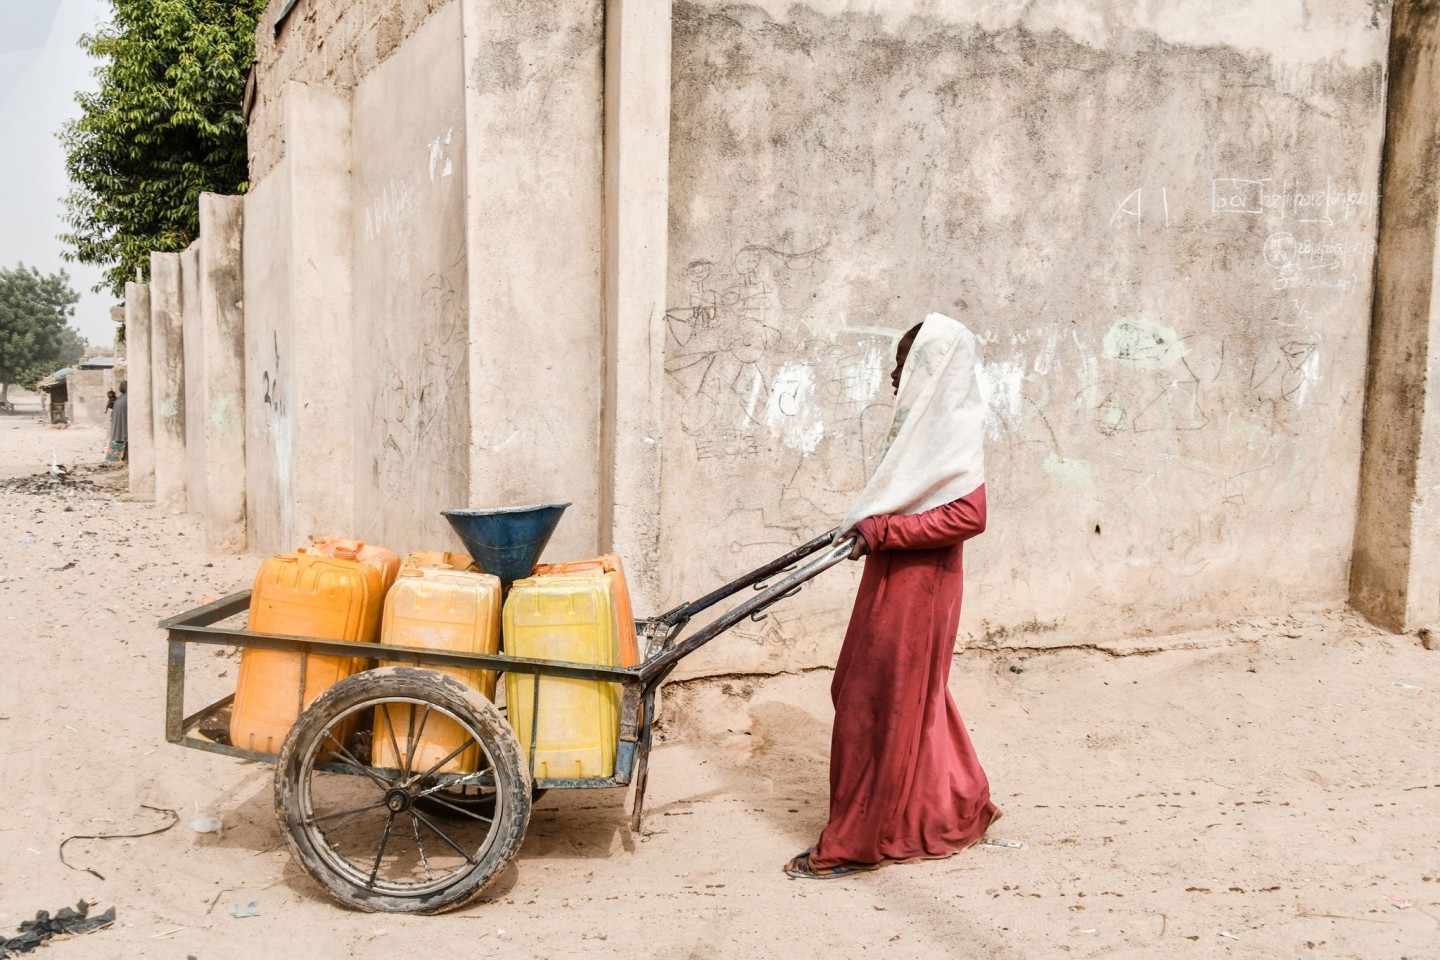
[443,503,570,586]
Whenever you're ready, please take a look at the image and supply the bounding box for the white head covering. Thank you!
[840,313,986,533]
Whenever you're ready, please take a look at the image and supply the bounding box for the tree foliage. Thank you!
[0,264,82,395]
[59,0,266,297]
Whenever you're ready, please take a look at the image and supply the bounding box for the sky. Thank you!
[0,0,118,348]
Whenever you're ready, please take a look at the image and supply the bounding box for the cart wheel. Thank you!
[415,785,548,820]
[275,666,531,914]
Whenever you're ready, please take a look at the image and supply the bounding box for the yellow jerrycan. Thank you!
[229,549,385,754]
[531,554,640,666]
[503,573,623,779]
[373,567,502,775]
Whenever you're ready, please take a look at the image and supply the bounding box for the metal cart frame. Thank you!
[161,528,853,912]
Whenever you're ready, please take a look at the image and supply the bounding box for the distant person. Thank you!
[105,389,117,412]
[105,381,128,462]
[786,313,998,879]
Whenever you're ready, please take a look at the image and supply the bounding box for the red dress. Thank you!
[809,484,997,868]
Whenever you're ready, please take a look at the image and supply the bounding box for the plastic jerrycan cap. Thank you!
[333,545,359,561]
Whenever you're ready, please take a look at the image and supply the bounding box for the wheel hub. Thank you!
[384,787,413,814]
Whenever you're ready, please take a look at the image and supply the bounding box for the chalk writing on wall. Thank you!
[261,331,284,415]
[665,239,898,554]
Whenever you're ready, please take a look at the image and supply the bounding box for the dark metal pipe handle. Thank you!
[640,535,856,682]
[749,583,805,622]
[657,527,840,625]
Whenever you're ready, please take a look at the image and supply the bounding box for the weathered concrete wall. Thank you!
[285,83,357,546]
[1352,0,1440,632]
[149,252,186,513]
[244,81,356,553]
[67,367,108,427]
[350,4,469,553]
[198,194,248,554]
[461,0,606,562]
[601,0,672,611]
[180,241,206,520]
[662,1,1390,675]
[249,0,453,183]
[243,164,293,554]
[124,282,154,499]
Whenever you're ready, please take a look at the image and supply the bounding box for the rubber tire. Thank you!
[274,666,531,914]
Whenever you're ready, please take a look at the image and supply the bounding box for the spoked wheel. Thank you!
[417,784,548,820]
[275,666,531,914]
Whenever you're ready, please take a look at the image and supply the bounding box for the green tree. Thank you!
[59,0,266,296]
[0,265,82,403]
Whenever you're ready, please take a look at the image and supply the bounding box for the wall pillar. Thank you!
[180,241,206,519]
[149,252,186,513]
[198,193,248,553]
[285,81,355,544]
[1352,0,1440,632]
[123,282,154,499]
[601,0,671,609]
[461,0,606,562]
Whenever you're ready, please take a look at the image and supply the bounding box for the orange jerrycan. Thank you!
[229,550,386,754]
[307,537,401,591]
[503,573,622,779]
[401,551,479,573]
[373,567,502,775]
[532,554,640,665]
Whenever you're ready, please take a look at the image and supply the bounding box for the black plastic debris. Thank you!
[0,901,115,958]
[0,468,102,498]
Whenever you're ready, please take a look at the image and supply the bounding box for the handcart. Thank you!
[161,519,854,914]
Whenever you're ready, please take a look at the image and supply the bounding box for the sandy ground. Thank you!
[2,403,1438,960]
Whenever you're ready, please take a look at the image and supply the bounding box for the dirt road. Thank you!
[1,409,1437,959]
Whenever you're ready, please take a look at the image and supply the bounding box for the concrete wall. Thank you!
[180,241,206,519]
[198,194,248,553]
[124,282,154,499]
[243,81,356,554]
[223,0,1440,672]
[601,0,672,611]
[350,4,469,552]
[461,0,607,562]
[1352,0,1440,632]
[249,0,453,183]
[67,367,108,427]
[661,1,1389,675]
[149,252,186,513]
[243,163,293,553]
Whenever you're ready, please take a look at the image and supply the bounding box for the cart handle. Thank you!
[638,533,856,683]
[653,527,842,627]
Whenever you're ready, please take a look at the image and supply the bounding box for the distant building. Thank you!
[37,357,116,426]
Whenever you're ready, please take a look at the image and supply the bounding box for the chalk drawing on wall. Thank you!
[1212,178,1268,215]
[1249,338,1322,407]
[1108,186,1171,233]
[359,253,470,546]
[665,242,830,460]
[363,176,419,282]
[428,128,455,181]
[1102,316,1186,371]
[261,331,284,415]
[1263,230,1371,295]
[665,238,899,561]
